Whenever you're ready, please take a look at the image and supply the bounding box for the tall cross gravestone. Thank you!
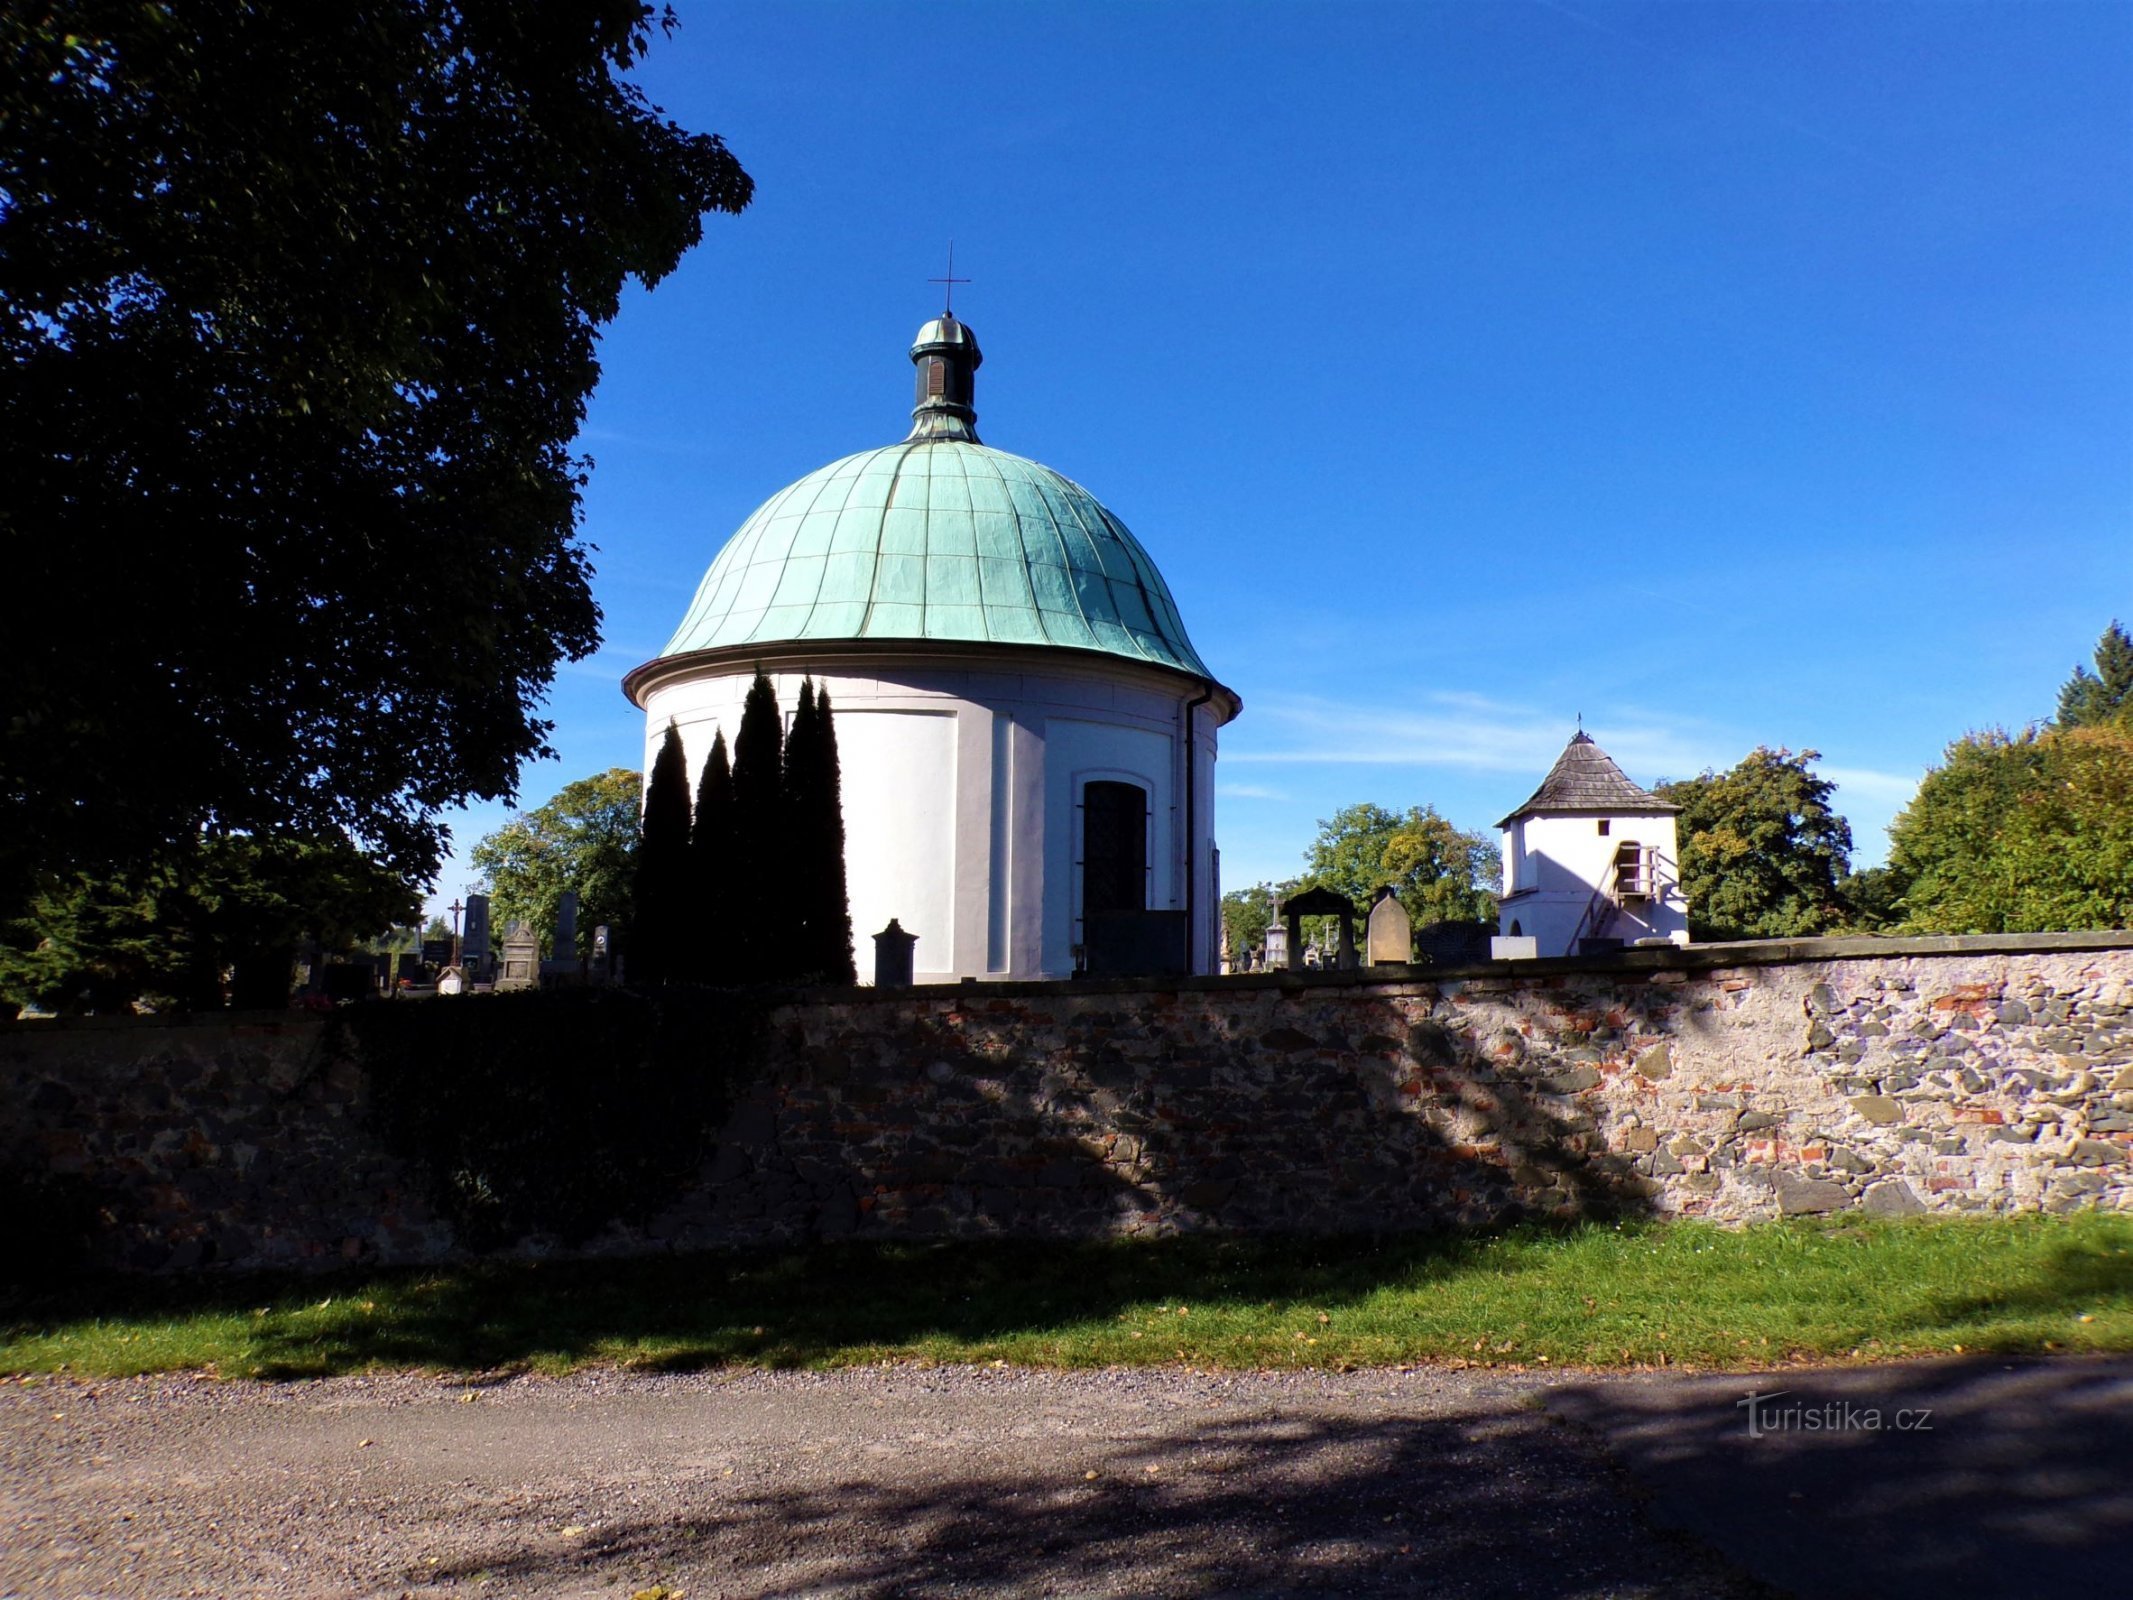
[463,893,492,974]
[553,891,579,971]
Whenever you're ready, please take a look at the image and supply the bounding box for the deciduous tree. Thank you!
[0,3,751,920]
[1652,749,1855,940]
[1301,804,1499,934]
[0,836,415,1014]
[469,768,640,961]
[1888,725,2133,933]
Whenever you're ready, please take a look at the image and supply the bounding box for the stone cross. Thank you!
[1367,889,1413,965]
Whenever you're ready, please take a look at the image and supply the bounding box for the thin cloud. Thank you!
[1216,782,1289,801]
[1224,691,1728,784]
[1820,765,1921,806]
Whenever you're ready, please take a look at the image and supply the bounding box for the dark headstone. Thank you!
[1082,910,1189,978]
[463,893,492,967]
[873,919,917,988]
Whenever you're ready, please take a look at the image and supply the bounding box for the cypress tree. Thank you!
[784,680,851,983]
[810,686,856,983]
[688,728,735,982]
[728,670,788,981]
[631,723,692,986]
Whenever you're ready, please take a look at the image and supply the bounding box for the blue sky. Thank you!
[427,0,2129,920]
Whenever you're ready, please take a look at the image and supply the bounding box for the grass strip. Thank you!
[4,1214,2131,1380]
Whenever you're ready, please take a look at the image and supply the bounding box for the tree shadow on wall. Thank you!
[900,997,1658,1242]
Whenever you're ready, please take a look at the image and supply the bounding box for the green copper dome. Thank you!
[656,317,1214,679]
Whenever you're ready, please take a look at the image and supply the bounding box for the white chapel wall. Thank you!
[636,655,1223,983]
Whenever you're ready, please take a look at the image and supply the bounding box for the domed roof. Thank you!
[659,440,1213,676]
[652,315,1216,682]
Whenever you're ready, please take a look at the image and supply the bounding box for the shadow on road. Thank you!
[424,1400,1774,1599]
[1547,1356,2133,1600]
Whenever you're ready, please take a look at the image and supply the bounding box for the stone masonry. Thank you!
[3,935,2129,1271]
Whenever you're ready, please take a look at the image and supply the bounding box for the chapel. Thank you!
[623,313,1240,983]
[1495,731,1691,957]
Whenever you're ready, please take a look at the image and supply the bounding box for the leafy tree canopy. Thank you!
[2055,621,2133,731]
[0,2,751,919]
[0,835,416,1014]
[1301,804,1500,930]
[469,767,641,960]
[1654,749,1855,940]
[1887,725,2133,934]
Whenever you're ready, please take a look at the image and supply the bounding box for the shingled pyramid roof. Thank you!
[1496,731,1677,828]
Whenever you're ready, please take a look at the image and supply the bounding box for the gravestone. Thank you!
[463,893,492,970]
[554,891,578,963]
[1366,889,1412,965]
[873,919,917,988]
[421,938,451,968]
[436,966,465,996]
[496,921,540,991]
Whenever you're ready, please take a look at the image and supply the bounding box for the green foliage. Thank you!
[1301,804,1500,934]
[1888,725,2133,934]
[631,726,691,986]
[470,767,640,961]
[1654,749,1855,940]
[2055,620,2133,730]
[1836,865,1906,932]
[0,835,416,1013]
[786,682,856,984]
[345,988,765,1249]
[1220,880,1291,962]
[0,2,751,920]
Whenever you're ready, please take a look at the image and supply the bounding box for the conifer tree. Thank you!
[631,724,692,985]
[688,728,735,982]
[784,680,856,983]
[728,671,789,981]
[812,687,857,982]
[2056,621,2133,730]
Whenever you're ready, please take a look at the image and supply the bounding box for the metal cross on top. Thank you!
[929,241,969,315]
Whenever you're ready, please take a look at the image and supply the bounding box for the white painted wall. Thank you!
[635,651,1228,983]
[1497,811,1690,957]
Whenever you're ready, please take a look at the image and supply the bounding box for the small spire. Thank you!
[906,310,982,443]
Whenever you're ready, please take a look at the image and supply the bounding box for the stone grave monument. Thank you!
[1366,888,1412,965]
[463,893,492,975]
[873,919,917,988]
[496,921,540,991]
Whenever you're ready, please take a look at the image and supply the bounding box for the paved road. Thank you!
[3,1358,2126,1599]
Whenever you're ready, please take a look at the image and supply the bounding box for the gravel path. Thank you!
[0,1365,1767,1599]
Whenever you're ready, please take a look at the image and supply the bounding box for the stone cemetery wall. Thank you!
[3,935,2130,1271]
